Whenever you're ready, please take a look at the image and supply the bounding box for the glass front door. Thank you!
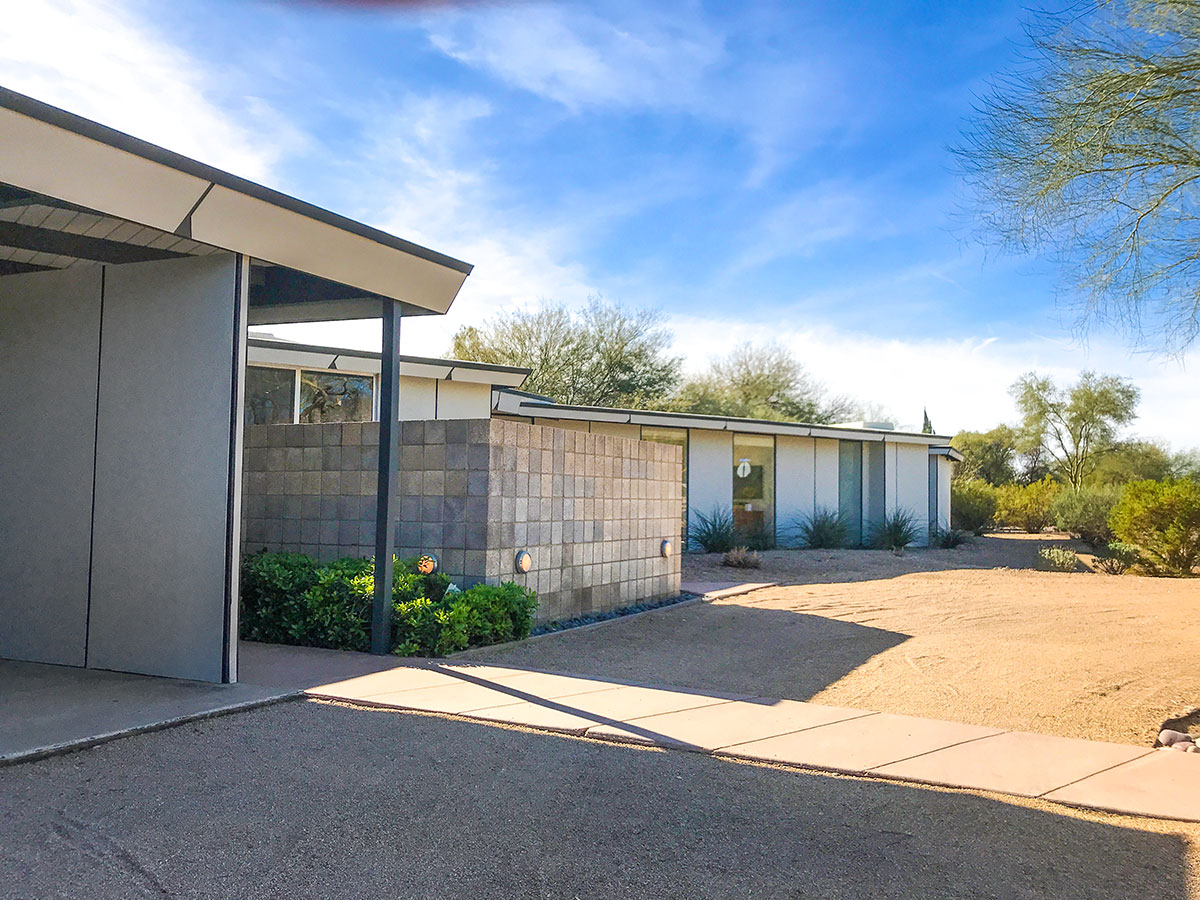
[732,433,774,546]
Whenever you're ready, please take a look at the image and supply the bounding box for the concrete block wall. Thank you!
[242,417,683,623]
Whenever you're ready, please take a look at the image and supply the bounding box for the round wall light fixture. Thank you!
[416,553,439,575]
[514,550,533,574]
[660,539,673,559]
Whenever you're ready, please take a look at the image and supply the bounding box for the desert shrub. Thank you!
[1109,480,1200,576]
[1036,546,1079,572]
[951,479,997,535]
[239,552,321,644]
[689,505,736,553]
[792,506,850,549]
[240,552,537,655]
[995,476,1060,533]
[1094,541,1141,575]
[722,546,762,569]
[1051,486,1120,547]
[930,526,971,549]
[869,510,922,553]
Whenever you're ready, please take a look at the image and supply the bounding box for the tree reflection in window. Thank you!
[299,371,374,423]
[244,366,295,426]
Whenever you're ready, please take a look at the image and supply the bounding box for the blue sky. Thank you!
[3,0,1197,443]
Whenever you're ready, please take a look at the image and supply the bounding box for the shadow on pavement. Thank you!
[1,700,1192,900]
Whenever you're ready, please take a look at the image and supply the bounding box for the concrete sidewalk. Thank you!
[305,659,1200,822]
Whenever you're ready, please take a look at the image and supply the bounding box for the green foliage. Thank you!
[994,476,1060,533]
[1051,486,1120,548]
[791,506,850,549]
[239,552,321,645]
[1110,480,1200,576]
[670,342,856,425]
[1094,541,1141,575]
[1036,546,1079,572]
[1010,371,1140,491]
[951,479,998,535]
[240,552,538,655]
[1089,441,1174,487]
[869,510,922,553]
[951,426,1019,485]
[930,527,971,549]
[448,298,680,408]
[722,546,762,569]
[689,505,737,553]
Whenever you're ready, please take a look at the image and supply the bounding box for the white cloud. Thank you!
[667,312,1200,447]
[0,0,285,181]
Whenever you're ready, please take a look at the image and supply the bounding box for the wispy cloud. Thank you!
[0,0,296,181]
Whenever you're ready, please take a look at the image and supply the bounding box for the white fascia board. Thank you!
[627,412,721,430]
[0,106,209,233]
[523,404,631,424]
[189,186,468,314]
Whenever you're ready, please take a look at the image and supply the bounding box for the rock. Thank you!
[1157,729,1195,747]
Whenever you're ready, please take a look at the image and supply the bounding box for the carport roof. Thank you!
[0,86,471,315]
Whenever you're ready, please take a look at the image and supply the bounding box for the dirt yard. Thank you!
[474,534,1200,746]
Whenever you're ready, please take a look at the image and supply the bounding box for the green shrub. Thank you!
[995,476,1060,533]
[1036,546,1078,572]
[1094,541,1141,575]
[689,505,736,553]
[930,526,971,549]
[951,480,997,535]
[239,552,538,655]
[869,510,922,553]
[1051,487,1120,547]
[1109,480,1200,576]
[792,507,850,549]
[239,552,321,644]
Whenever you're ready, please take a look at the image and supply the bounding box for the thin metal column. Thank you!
[371,300,401,654]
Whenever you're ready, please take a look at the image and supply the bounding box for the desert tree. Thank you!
[672,342,857,424]
[1011,370,1140,490]
[448,298,681,408]
[958,0,1200,350]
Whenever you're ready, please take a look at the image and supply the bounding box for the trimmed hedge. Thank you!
[240,552,537,655]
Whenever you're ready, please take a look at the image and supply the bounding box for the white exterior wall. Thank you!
[687,429,733,534]
[399,375,436,420]
[888,442,931,546]
[929,455,953,532]
[813,439,840,511]
[436,380,491,419]
[776,435,816,545]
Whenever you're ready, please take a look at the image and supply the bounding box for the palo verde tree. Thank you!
[448,298,681,408]
[958,0,1200,350]
[1011,371,1140,491]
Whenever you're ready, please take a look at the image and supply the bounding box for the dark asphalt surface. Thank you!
[0,699,1194,899]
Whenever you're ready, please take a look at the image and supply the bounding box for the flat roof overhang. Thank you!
[248,336,531,388]
[493,388,954,445]
[0,86,471,316]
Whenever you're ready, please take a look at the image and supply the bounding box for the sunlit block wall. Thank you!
[242,418,683,622]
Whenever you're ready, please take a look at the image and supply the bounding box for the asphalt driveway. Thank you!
[2,699,1196,899]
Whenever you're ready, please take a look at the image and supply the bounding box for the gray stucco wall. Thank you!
[0,255,243,683]
[0,267,102,667]
[242,417,683,623]
[87,255,244,683]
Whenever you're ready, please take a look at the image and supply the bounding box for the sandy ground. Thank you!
[475,534,1200,746]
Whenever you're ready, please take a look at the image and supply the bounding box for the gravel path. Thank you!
[3,700,1198,899]
[473,535,1200,745]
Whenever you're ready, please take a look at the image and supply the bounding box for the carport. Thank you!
[0,86,471,684]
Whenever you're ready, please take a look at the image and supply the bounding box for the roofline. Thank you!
[247,337,532,378]
[0,87,472,277]
[498,392,953,443]
[930,446,965,461]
